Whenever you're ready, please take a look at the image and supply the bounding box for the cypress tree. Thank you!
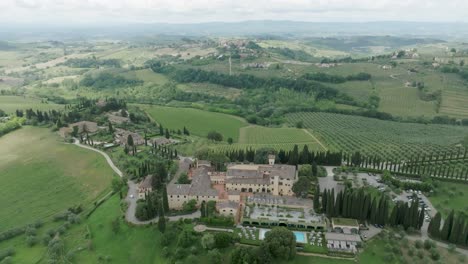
[162,184,169,212]
[158,201,166,233]
[389,206,398,226]
[440,210,455,241]
[417,207,425,230]
[327,189,335,217]
[342,191,349,218]
[369,198,378,224]
[428,212,441,239]
[449,215,462,244]
[322,189,328,213]
[334,191,342,217]
[313,185,320,212]
[456,219,467,245]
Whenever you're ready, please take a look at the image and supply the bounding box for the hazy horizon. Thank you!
[1,0,467,26]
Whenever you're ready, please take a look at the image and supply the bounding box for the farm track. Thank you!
[71,139,199,225]
[303,129,328,151]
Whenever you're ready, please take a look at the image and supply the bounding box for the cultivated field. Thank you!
[0,127,116,232]
[286,112,468,159]
[140,105,248,141]
[235,125,325,151]
[0,95,64,114]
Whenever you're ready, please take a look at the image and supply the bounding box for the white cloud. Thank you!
[0,0,467,25]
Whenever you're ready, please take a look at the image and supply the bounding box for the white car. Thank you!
[130,194,134,198]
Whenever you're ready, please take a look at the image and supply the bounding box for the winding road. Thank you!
[71,139,200,225]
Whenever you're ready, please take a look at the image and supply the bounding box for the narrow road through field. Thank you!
[302,129,328,151]
[72,139,123,177]
[72,140,199,224]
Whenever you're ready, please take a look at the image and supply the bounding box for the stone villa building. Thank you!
[166,156,297,217]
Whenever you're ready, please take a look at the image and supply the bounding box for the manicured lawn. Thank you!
[332,218,359,226]
[0,127,117,232]
[0,95,64,114]
[140,104,248,141]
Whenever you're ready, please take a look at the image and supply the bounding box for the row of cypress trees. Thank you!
[321,188,424,230]
[224,145,342,166]
[428,211,468,247]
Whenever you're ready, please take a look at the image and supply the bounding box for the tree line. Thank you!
[223,145,342,166]
[321,187,424,230]
[80,72,143,90]
[428,210,468,247]
[302,72,371,83]
[344,150,468,182]
[162,67,357,105]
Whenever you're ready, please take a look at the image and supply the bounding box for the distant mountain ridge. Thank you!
[1,20,467,40]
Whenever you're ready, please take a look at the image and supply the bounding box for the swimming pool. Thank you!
[293,231,307,243]
[259,229,307,244]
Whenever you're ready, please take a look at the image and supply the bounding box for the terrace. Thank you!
[242,202,326,230]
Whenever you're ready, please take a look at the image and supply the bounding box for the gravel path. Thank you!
[72,140,199,225]
[73,139,123,177]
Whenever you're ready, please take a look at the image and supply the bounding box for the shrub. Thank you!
[0,257,12,264]
[42,234,52,245]
[26,235,38,247]
[201,233,215,250]
[430,249,440,261]
[25,226,37,236]
[214,232,233,249]
[0,227,25,242]
[417,250,424,259]
[423,239,434,250]
[162,247,170,258]
[414,240,423,249]
[0,248,15,262]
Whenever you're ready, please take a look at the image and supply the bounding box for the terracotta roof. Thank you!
[139,175,153,189]
[167,167,217,197]
[69,121,99,133]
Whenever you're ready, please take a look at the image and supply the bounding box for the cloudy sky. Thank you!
[1,0,467,25]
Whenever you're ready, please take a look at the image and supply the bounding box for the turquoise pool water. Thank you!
[259,229,307,244]
[293,231,306,243]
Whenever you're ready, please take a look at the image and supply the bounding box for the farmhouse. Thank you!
[115,128,145,146]
[58,121,98,137]
[138,175,153,199]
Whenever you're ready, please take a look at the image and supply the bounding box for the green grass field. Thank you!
[0,95,64,114]
[428,181,468,217]
[140,105,248,141]
[286,112,468,159]
[0,127,116,232]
